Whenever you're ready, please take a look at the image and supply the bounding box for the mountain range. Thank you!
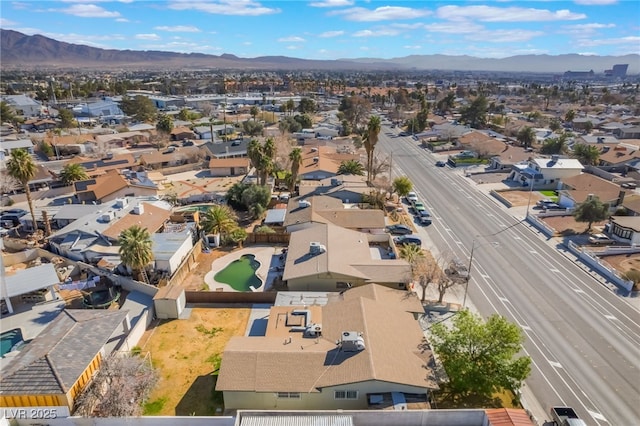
[2,29,638,74]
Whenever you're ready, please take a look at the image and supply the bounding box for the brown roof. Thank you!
[610,215,640,232]
[170,126,195,136]
[560,173,624,204]
[45,134,95,146]
[622,194,640,213]
[315,209,385,229]
[216,284,437,393]
[458,131,506,156]
[485,408,534,426]
[139,146,200,165]
[208,157,250,168]
[299,145,341,176]
[598,145,640,165]
[492,145,532,164]
[101,202,171,240]
[66,154,138,176]
[282,222,411,283]
[74,169,128,199]
[283,195,343,227]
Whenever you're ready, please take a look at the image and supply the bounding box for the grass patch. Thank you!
[196,325,224,337]
[539,190,559,201]
[143,397,167,415]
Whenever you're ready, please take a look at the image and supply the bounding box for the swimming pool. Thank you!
[176,203,219,213]
[1,328,24,358]
[214,254,263,292]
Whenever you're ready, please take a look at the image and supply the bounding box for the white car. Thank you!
[588,234,614,245]
[406,192,418,203]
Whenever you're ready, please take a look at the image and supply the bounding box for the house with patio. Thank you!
[216,284,437,410]
[487,145,533,171]
[282,222,411,292]
[0,139,34,161]
[557,173,626,210]
[74,169,159,204]
[507,155,584,189]
[208,157,249,177]
[0,309,131,416]
[297,145,342,181]
[139,146,201,170]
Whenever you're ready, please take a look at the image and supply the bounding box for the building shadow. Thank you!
[175,372,224,416]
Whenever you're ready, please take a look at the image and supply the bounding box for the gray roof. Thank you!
[264,208,286,225]
[0,309,129,395]
[5,263,60,298]
[152,227,194,261]
[239,415,353,426]
[52,204,102,220]
[0,139,34,150]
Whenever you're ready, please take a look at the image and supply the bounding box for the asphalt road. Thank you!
[378,126,640,426]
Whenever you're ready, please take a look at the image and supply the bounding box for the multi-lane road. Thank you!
[377,126,640,426]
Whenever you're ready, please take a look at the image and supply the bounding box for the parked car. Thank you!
[536,199,557,208]
[435,160,447,167]
[418,215,432,226]
[413,202,427,215]
[406,192,418,203]
[588,233,614,245]
[1,208,27,216]
[386,224,413,235]
[394,235,422,247]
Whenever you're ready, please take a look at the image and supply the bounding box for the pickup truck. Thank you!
[550,406,587,426]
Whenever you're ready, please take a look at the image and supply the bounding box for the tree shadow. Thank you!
[175,372,223,416]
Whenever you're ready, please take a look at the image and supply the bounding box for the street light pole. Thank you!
[463,239,476,309]
[525,176,535,219]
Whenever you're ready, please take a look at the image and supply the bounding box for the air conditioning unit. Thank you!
[339,331,365,352]
[115,198,128,209]
[133,204,144,215]
[309,242,326,255]
[298,200,311,209]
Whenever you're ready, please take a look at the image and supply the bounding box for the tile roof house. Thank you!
[74,169,159,204]
[458,130,506,157]
[282,222,411,291]
[557,173,626,210]
[216,284,437,410]
[208,157,250,177]
[0,309,131,414]
[298,145,342,181]
[596,144,640,170]
[94,131,149,149]
[139,146,201,170]
[488,145,533,171]
[170,126,196,141]
[283,195,385,233]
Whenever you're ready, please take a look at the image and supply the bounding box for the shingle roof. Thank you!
[208,157,249,168]
[74,169,128,200]
[560,173,623,204]
[0,309,129,395]
[216,284,437,393]
[298,145,341,177]
[101,202,171,240]
[610,215,640,232]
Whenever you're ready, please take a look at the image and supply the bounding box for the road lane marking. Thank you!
[573,288,585,293]
[550,268,560,272]
[604,314,617,321]
[588,410,608,422]
[549,361,563,369]
[499,297,509,302]
[529,250,538,254]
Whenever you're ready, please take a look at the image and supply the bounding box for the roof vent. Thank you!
[115,198,128,209]
[298,200,311,209]
[551,154,559,163]
[338,331,365,352]
[313,157,319,163]
[310,147,318,152]
[133,204,144,215]
[309,242,326,255]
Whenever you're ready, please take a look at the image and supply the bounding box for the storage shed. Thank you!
[153,285,186,319]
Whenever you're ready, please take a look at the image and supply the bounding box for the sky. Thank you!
[1,1,638,60]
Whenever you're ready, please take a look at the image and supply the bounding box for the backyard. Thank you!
[139,307,251,416]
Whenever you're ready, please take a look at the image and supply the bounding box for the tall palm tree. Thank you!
[6,149,37,232]
[118,225,153,284]
[364,115,381,181]
[59,163,89,186]
[200,205,238,241]
[288,147,302,192]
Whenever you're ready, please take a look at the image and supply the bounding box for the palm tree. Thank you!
[6,149,37,232]
[200,205,238,241]
[517,126,536,148]
[59,163,89,186]
[364,115,381,181]
[118,225,153,284]
[398,243,424,264]
[337,159,365,176]
[250,105,260,122]
[288,147,302,192]
[572,143,600,166]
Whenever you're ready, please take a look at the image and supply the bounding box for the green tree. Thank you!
[227,227,247,247]
[58,108,76,129]
[59,163,89,185]
[572,143,600,166]
[583,120,594,134]
[118,225,153,284]
[573,196,608,232]
[241,185,271,219]
[430,309,531,401]
[294,114,313,129]
[288,147,302,192]
[564,109,576,123]
[398,243,424,265]
[176,108,197,121]
[242,120,264,136]
[436,92,456,114]
[255,225,275,234]
[120,95,157,122]
[225,182,249,207]
[516,126,536,148]
[364,115,381,181]
[250,105,260,121]
[549,118,562,132]
[460,95,488,129]
[540,133,569,155]
[6,149,37,233]
[338,95,371,132]
[200,205,238,240]
[285,99,296,116]
[1,101,18,124]
[298,97,316,114]
[337,159,365,176]
[156,114,173,134]
[392,176,413,198]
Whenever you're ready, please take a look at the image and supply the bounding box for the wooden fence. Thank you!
[244,232,290,244]
[185,291,277,304]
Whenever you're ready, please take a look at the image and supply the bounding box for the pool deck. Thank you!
[204,246,283,292]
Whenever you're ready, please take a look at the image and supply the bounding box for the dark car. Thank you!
[1,209,27,217]
[435,160,447,167]
[386,224,412,235]
[394,235,422,247]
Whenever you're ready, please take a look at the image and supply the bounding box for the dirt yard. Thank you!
[140,307,251,416]
[497,189,546,207]
[541,215,607,235]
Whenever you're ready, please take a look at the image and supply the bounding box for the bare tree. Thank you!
[200,102,214,118]
[412,253,444,303]
[74,353,158,417]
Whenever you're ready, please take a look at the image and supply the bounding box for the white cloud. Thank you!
[560,22,616,35]
[576,35,640,47]
[319,30,344,38]
[391,23,425,30]
[168,0,280,16]
[309,0,353,7]
[352,29,400,37]
[115,18,129,22]
[403,45,422,50]
[437,5,586,22]
[59,4,121,18]
[135,33,160,40]
[574,0,617,5]
[330,6,431,22]
[243,41,252,45]
[424,22,484,34]
[11,2,29,10]
[277,36,305,42]
[0,18,17,26]
[469,29,544,43]
[286,45,302,50]
[154,25,201,32]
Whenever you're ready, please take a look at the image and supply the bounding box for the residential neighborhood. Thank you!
[1,63,639,426]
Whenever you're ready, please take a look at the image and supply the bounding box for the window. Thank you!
[336,282,350,289]
[334,390,358,400]
[276,392,300,399]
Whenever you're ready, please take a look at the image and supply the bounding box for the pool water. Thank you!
[1,328,24,358]
[214,254,262,292]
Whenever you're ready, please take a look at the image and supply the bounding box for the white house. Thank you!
[2,94,44,117]
[152,224,196,275]
[0,139,34,160]
[508,155,584,189]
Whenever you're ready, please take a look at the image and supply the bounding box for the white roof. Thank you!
[533,158,584,170]
[5,263,59,298]
[0,139,34,150]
